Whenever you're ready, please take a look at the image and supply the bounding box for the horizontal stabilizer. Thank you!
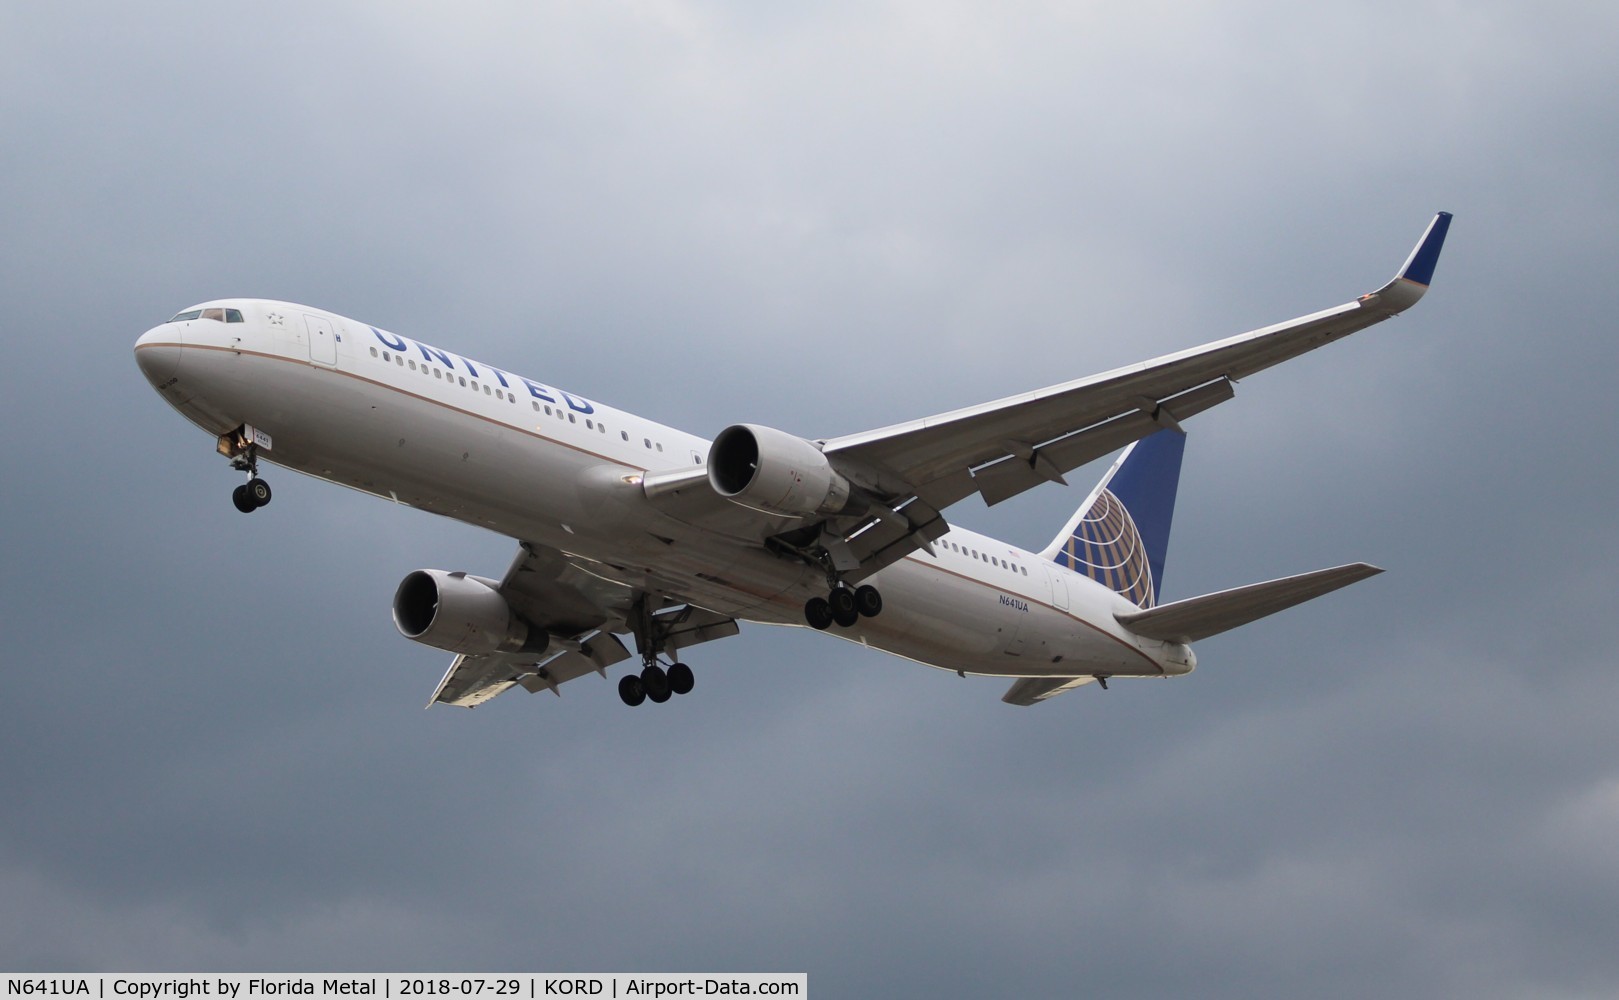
[1001,674,1098,706]
[1114,562,1382,643]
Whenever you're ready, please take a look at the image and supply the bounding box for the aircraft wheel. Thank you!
[641,664,671,702]
[828,587,856,618]
[804,597,833,630]
[854,585,883,618]
[618,674,646,707]
[232,485,257,513]
[246,477,272,507]
[831,602,860,628]
[668,662,695,695]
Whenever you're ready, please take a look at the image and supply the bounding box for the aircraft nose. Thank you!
[134,324,183,386]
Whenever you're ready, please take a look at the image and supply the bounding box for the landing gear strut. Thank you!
[805,583,883,630]
[220,429,272,513]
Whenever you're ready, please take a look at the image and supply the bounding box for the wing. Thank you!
[643,215,1450,583]
[826,214,1452,509]
[819,214,1451,577]
[426,541,739,708]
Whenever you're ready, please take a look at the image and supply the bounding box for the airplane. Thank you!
[134,213,1450,709]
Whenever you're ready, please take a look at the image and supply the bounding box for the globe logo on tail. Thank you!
[1056,487,1155,609]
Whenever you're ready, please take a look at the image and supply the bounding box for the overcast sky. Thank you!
[4,2,1618,996]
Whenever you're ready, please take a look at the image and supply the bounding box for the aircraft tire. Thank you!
[232,485,257,513]
[641,664,671,702]
[854,585,883,618]
[246,477,272,507]
[804,597,833,630]
[618,674,646,707]
[828,587,856,618]
[831,603,859,628]
[668,662,694,695]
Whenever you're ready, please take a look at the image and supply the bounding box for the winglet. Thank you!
[1396,211,1452,287]
[1367,212,1451,313]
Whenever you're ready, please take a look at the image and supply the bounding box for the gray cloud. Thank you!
[3,1,1617,996]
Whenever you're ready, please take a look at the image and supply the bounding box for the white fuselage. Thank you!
[134,299,1193,683]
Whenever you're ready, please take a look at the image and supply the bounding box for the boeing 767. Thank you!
[134,213,1450,708]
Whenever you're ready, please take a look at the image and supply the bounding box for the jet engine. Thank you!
[392,569,546,656]
[708,423,857,518]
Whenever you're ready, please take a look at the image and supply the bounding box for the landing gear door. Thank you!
[304,314,337,366]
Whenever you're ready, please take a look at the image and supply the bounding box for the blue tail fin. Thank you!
[1041,428,1186,608]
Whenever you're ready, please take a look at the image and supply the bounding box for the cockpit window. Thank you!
[169,307,245,323]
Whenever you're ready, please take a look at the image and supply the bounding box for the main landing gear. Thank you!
[617,660,695,707]
[804,584,882,630]
[618,595,698,707]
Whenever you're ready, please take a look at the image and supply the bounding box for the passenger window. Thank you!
[568,413,576,423]
[622,431,629,441]
[586,419,594,430]
[434,368,442,378]
[544,405,552,416]
[370,347,378,358]
[396,356,404,366]
[409,360,417,370]
[484,385,492,395]
[656,443,663,452]
[459,377,467,387]
[382,351,391,361]
[532,401,540,411]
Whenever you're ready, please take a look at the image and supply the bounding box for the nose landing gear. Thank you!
[218,426,272,513]
[232,478,272,513]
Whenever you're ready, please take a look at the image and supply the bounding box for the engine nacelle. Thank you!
[392,569,544,656]
[708,423,855,518]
